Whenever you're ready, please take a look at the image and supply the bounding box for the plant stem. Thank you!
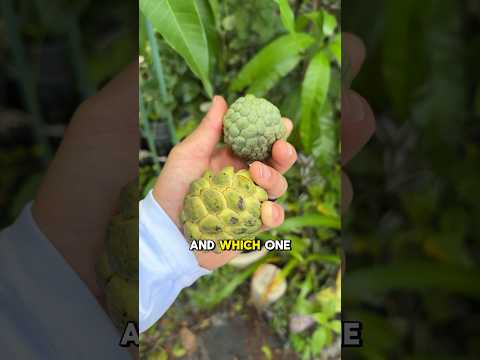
[140,79,161,173]
[145,19,177,144]
[2,0,51,165]
[66,14,96,99]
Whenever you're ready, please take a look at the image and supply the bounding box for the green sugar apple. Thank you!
[223,95,286,162]
[181,166,268,253]
[96,179,139,331]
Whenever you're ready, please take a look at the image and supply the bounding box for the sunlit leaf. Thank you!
[328,320,342,334]
[329,33,341,65]
[276,214,340,232]
[321,9,337,36]
[300,51,331,153]
[312,102,337,170]
[230,33,315,96]
[207,0,220,30]
[273,0,296,34]
[311,327,328,355]
[140,0,213,97]
[195,0,220,70]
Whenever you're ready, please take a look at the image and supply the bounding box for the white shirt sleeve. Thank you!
[139,191,210,333]
[0,204,131,360]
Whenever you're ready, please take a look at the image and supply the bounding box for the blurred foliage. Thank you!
[139,0,341,358]
[344,0,480,359]
[0,0,136,227]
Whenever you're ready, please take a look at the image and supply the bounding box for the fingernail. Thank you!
[259,163,271,179]
[286,143,294,157]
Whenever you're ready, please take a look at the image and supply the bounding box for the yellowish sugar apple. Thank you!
[223,95,286,162]
[105,275,138,331]
[96,179,139,330]
[106,215,138,281]
[181,166,268,252]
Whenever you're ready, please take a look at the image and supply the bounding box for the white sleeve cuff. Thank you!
[0,204,131,359]
[139,191,210,333]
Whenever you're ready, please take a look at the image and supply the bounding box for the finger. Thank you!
[261,201,285,229]
[179,96,228,157]
[194,250,240,270]
[341,89,375,165]
[268,140,297,174]
[282,117,293,138]
[249,161,288,199]
[342,33,366,86]
[341,171,353,214]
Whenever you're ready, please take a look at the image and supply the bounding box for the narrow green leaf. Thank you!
[328,320,342,334]
[311,327,328,355]
[344,261,480,301]
[139,12,147,55]
[273,0,296,34]
[195,0,220,69]
[329,34,341,65]
[140,0,213,97]
[312,102,337,170]
[207,0,220,30]
[230,33,315,96]
[300,51,331,153]
[321,9,337,36]
[276,214,340,232]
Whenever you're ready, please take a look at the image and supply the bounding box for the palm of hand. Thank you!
[154,96,296,269]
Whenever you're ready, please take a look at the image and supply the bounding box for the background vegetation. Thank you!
[344,1,480,359]
[139,0,342,359]
[0,0,136,227]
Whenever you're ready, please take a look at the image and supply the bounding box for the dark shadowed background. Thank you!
[0,0,136,227]
[343,0,480,359]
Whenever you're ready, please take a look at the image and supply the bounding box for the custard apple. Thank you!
[96,179,139,330]
[105,275,138,331]
[223,95,286,162]
[181,166,268,252]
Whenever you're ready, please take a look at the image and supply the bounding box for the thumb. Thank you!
[180,95,228,156]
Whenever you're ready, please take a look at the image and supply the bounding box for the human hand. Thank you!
[153,96,297,270]
[32,63,138,299]
[341,33,376,212]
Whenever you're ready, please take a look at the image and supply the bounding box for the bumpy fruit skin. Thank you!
[106,215,139,281]
[224,95,286,162]
[96,179,139,331]
[105,275,138,331]
[181,166,268,252]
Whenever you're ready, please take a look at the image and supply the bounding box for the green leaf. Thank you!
[328,320,342,334]
[344,261,480,301]
[207,0,220,30]
[273,0,296,34]
[230,33,315,96]
[300,51,331,153]
[312,102,337,170]
[276,214,340,232]
[313,312,329,325]
[321,10,337,36]
[140,0,213,97]
[195,0,220,70]
[261,345,273,360]
[329,34,341,65]
[139,12,147,55]
[172,343,187,357]
[311,327,328,355]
